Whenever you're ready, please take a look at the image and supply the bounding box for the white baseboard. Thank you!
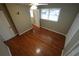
[4,28,32,41]
[7,46,12,56]
[41,27,66,36]
[19,28,32,35]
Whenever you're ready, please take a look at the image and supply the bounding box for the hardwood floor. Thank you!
[4,26,65,56]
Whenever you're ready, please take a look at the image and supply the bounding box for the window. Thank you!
[41,9,49,19]
[41,8,61,22]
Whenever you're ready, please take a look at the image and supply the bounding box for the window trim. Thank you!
[41,8,61,22]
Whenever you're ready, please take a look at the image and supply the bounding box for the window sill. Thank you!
[41,19,58,22]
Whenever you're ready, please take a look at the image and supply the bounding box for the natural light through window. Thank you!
[41,8,61,22]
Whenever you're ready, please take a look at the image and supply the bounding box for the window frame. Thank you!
[41,8,61,22]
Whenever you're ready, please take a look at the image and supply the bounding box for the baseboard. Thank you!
[19,28,32,35]
[7,46,12,56]
[41,27,66,36]
[3,28,32,41]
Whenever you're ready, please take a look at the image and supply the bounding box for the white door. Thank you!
[0,11,15,41]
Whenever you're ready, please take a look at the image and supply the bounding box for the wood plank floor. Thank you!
[4,27,65,56]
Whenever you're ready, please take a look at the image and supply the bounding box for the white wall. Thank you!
[64,13,79,47]
[38,4,79,35]
[6,4,32,35]
[33,9,40,27]
[0,35,4,41]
